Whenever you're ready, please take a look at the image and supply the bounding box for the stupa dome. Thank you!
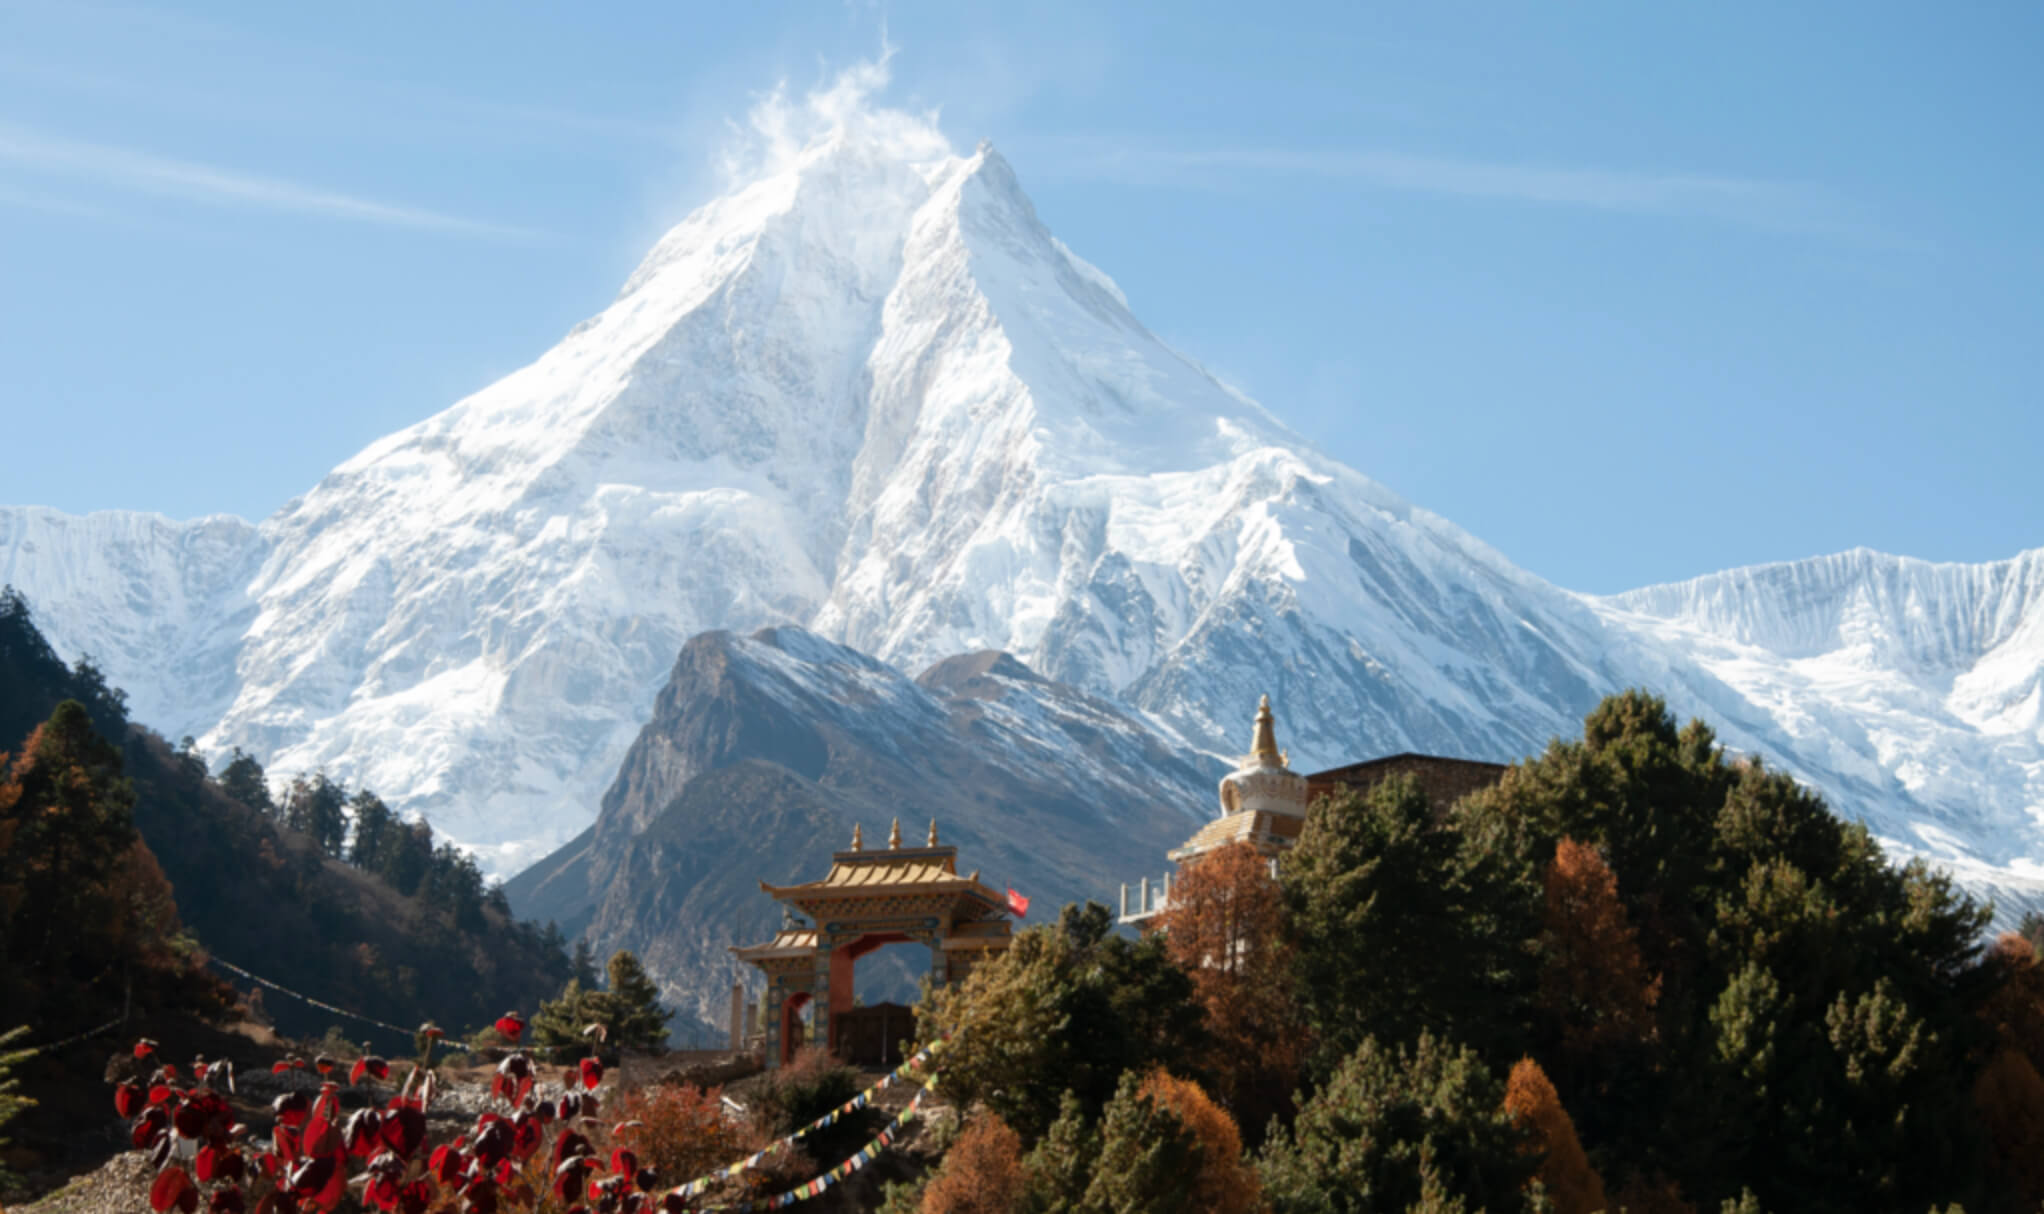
[1217,695,1309,818]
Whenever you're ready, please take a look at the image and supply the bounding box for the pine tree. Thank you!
[218,747,274,816]
[570,937,599,988]
[0,700,136,973]
[1078,1070,1202,1214]
[347,789,396,870]
[1258,1032,1540,1214]
[530,978,606,1058]
[1502,1057,1606,1214]
[1019,1091,1097,1210]
[1282,775,1537,1073]
[917,901,1207,1143]
[283,771,348,858]
[602,950,670,1050]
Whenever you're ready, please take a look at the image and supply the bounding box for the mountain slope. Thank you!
[0,82,2037,913]
[505,625,1224,1029]
[1590,548,2044,911]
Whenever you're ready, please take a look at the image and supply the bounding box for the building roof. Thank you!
[756,829,1007,913]
[1168,808,1304,862]
[1308,752,1509,781]
[730,929,818,961]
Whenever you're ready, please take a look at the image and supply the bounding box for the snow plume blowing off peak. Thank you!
[3,55,2041,924]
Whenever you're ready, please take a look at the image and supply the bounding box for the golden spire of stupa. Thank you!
[1251,694,1283,765]
[850,822,864,850]
[928,819,939,846]
[888,817,902,849]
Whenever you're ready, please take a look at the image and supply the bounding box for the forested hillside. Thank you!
[0,587,571,1047]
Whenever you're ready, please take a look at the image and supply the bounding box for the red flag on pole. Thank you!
[1006,888,1030,918]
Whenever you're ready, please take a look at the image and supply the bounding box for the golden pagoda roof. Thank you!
[729,929,817,961]
[758,842,1005,909]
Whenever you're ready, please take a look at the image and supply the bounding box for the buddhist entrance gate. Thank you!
[732,819,1013,1068]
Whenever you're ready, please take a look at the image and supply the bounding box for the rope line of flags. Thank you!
[663,1034,951,1203]
[680,1070,943,1212]
[204,954,477,1052]
[11,1013,128,1055]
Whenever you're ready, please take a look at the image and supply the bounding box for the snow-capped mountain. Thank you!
[1,80,2038,912]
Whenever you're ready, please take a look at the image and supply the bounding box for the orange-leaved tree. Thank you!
[1502,1057,1606,1214]
[1138,1070,1264,1213]
[1975,933,2044,1204]
[920,1111,1027,1214]
[1157,840,1302,1137]
[1538,837,1660,1064]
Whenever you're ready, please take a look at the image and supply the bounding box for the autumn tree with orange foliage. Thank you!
[1538,838,1659,1066]
[919,1112,1027,1214]
[1973,932,2044,1204]
[1157,840,1302,1136]
[1502,1057,1606,1214]
[1139,1070,1264,1214]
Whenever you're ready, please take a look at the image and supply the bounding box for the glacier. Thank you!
[1,83,2038,917]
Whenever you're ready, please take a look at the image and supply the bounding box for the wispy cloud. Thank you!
[1022,135,1893,242]
[0,122,544,240]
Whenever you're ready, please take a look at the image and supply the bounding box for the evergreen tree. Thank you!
[569,936,599,988]
[347,789,396,870]
[283,771,348,858]
[1258,1033,1541,1214]
[1019,1091,1098,1211]
[218,747,275,817]
[603,950,670,1050]
[1459,690,1996,1212]
[0,700,135,974]
[380,819,434,896]
[172,735,206,781]
[1282,775,1538,1074]
[919,901,1208,1143]
[531,978,607,1059]
[1076,1070,1203,1214]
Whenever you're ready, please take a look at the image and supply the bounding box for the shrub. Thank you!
[607,1080,768,1189]
[749,1045,862,1136]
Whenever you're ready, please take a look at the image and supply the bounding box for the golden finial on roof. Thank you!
[1251,693,1282,764]
[851,822,864,850]
[928,819,939,846]
[888,817,901,849]
[969,869,980,882]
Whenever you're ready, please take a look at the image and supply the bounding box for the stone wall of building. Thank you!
[1306,753,1509,818]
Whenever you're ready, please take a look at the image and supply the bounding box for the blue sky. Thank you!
[1,1,2037,594]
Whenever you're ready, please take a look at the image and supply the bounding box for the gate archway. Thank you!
[733,818,1013,1068]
